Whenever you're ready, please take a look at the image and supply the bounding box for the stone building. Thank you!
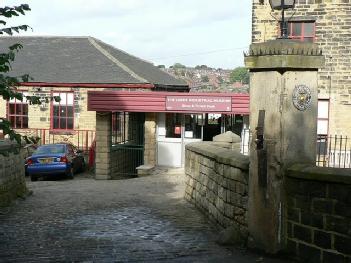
[0,36,250,178]
[0,36,187,157]
[252,0,351,138]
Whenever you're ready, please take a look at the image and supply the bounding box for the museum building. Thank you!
[0,36,249,178]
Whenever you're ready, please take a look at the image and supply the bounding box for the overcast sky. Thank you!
[6,0,252,69]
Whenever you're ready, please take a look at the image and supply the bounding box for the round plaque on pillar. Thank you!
[292,84,312,111]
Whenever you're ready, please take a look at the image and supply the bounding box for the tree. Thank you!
[195,65,211,70]
[172,62,186,69]
[157,65,165,69]
[0,4,56,143]
[229,67,249,84]
[201,75,209,83]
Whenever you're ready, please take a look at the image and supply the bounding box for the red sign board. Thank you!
[166,96,232,112]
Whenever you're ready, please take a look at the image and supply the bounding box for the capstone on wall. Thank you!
[252,0,351,137]
[285,165,351,262]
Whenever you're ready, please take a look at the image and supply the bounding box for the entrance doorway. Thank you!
[156,113,250,167]
[157,113,203,167]
[111,112,145,177]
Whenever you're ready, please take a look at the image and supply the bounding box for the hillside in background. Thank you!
[159,64,249,93]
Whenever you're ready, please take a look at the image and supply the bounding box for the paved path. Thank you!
[0,170,291,262]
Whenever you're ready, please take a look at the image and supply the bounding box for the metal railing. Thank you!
[240,128,251,156]
[316,135,351,168]
[239,131,350,169]
[8,128,96,153]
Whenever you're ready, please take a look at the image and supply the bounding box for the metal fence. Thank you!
[0,128,96,153]
[240,131,350,169]
[316,135,351,168]
[240,128,251,156]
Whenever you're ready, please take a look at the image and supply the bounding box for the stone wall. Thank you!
[95,113,111,180]
[0,141,28,206]
[285,164,351,262]
[185,142,249,238]
[252,0,351,137]
[144,112,156,166]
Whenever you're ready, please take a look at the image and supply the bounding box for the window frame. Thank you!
[317,99,330,136]
[6,91,29,129]
[51,91,75,131]
[287,21,316,42]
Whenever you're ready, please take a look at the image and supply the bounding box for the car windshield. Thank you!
[35,145,66,155]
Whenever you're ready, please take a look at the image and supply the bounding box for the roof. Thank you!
[88,90,250,114]
[0,36,187,88]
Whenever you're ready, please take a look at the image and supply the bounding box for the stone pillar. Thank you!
[244,40,324,253]
[144,112,157,166]
[95,112,112,180]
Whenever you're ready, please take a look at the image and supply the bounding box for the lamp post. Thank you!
[269,0,296,39]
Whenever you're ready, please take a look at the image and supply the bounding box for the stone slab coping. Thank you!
[186,142,249,171]
[136,165,155,171]
[244,39,325,70]
[287,164,351,185]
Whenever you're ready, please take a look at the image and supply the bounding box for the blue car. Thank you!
[26,143,85,181]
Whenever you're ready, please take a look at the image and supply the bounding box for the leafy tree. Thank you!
[201,75,209,83]
[187,71,194,78]
[229,67,249,84]
[0,4,57,144]
[195,65,210,70]
[172,62,186,69]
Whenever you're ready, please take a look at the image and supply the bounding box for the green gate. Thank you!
[111,112,145,178]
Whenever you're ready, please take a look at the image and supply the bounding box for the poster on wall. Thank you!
[174,126,181,135]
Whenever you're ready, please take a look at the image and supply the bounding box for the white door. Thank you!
[157,113,182,167]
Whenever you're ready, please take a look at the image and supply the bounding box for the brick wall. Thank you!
[0,141,28,206]
[185,142,249,239]
[285,165,351,262]
[252,0,351,137]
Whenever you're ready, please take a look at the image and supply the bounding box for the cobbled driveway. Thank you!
[0,170,290,262]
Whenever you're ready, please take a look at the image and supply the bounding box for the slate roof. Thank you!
[0,36,187,88]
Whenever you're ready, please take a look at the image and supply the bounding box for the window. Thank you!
[287,21,316,42]
[184,114,202,139]
[8,93,28,129]
[52,92,74,130]
[317,100,329,135]
[166,113,182,138]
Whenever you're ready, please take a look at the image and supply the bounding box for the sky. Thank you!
[5,0,252,69]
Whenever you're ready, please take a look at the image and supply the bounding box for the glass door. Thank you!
[182,114,203,165]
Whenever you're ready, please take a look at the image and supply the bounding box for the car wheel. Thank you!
[30,174,38,182]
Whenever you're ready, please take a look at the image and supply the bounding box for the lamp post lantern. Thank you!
[269,0,296,39]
